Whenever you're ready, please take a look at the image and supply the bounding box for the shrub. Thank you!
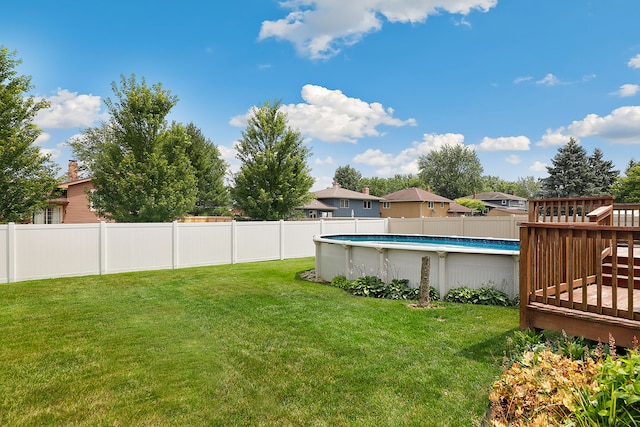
[572,349,640,426]
[444,285,512,306]
[328,276,439,301]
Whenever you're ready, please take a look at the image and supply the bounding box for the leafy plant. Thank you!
[328,276,438,301]
[572,350,640,426]
[444,285,512,306]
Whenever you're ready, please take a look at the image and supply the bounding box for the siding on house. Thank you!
[314,185,381,218]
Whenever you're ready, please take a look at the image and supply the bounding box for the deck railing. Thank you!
[528,196,615,223]
[520,223,639,320]
[521,197,640,345]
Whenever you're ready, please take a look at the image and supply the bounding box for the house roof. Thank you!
[315,187,381,201]
[447,202,474,213]
[381,187,453,203]
[59,177,93,189]
[298,199,338,211]
[465,191,527,201]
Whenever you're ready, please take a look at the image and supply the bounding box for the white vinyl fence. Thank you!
[387,215,526,239]
[0,219,387,283]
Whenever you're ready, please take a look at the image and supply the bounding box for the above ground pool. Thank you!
[313,233,520,298]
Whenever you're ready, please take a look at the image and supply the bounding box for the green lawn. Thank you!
[0,258,518,426]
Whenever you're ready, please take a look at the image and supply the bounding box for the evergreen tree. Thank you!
[417,144,483,200]
[0,47,60,223]
[184,123,229,215]
[76,74,197,222]
[333,165,362,191]
[231,100,314,220]
[588,148,619,195]
[540,138,594,197]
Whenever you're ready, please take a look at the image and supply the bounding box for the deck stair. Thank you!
[602,253,640,289]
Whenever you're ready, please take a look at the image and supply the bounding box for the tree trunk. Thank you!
[418,256,431,308]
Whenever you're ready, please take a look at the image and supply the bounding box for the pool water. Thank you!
[324,234,520,252]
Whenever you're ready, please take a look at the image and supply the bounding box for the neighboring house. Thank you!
[313,184,382,218]
[380,187,472,218]
[465,191,529,214]
[297,199,338,218]
[33,160,105,224]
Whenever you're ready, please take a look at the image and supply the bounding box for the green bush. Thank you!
[328,276,438,301]
[444,285,511,306]
[573,350,640,426]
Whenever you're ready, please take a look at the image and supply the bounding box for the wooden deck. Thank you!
[520,199,640,348]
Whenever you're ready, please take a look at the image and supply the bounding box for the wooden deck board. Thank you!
[557,285,640,311]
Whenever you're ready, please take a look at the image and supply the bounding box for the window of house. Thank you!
[340,199,349,208]
[440,202,445,208]
[44,207,54,224]
[427,201,434,209]
[363,200,372,209]
[382,201,390,209]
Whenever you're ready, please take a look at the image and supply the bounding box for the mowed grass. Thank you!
[0,258,518,426]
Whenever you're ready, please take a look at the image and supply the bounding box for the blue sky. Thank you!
[3,0,640,191]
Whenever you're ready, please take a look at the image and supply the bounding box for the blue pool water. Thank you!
[324,234,520,252]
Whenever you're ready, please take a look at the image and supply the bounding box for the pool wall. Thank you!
[314,234,520,299]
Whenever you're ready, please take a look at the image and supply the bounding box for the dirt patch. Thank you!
[298,270,329,284]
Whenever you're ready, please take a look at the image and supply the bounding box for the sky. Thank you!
[3,0,640,191]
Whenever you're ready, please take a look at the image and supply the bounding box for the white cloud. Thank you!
[312,175,334,191]
[537,73,561,86]
[353,132,465,176]
[473,135,530,151]
[536,128,575,147]
[314,156,334,165]
[566,106,640,143]
[612,84,640,98]
[536,105,640,146]
[529,161,547,172]
[34,89,104,128]
[259,0,498,60]
[230,84,415,143]
[514,76,532,84]
[628,54,640,69]
[505,154,521,164]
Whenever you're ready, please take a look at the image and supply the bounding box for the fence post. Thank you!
[279,220,285,260]
[231,220,237,264]
[320,218,324,235]
[172,221,179,269]
[7,222,15,283]
[354,218,359,233]
[99,221,107,275]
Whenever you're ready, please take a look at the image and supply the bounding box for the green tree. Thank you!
[0,47,60,223]
[74,74,197,222]
[513,176,542,199]
[588,148,619,195]
[231,100,314,220]
[454,198,485,215]
[359,176,390,197]
[418,144,483,200]
[611,160,640,202]
[480,175,515,194]
[540,138,595,197]
[184,123,229,215]
[333,165,362,191]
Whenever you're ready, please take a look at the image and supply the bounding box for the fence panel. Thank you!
[388,216,523,239]
[176,222,233,268]
[235,222,281,263]
[283,221,321,259]
[14,224,101,281]
[106,223,174,274]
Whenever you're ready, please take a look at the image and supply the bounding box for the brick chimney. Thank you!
[361,187,370,195]
[426,186,431,193]
[68,160,78,182]
[332,182,340,188]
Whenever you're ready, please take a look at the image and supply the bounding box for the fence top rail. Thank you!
[528,196,616,204]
